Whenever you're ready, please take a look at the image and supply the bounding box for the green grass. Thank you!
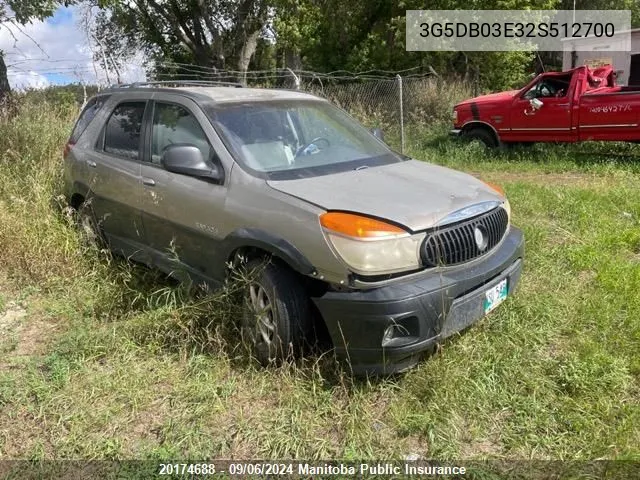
[0,93,639,469]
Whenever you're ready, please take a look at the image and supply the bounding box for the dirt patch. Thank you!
[0,301,27,330]
[120,398,171,454]
[460,438,502,458]
[0,300,57,368]
[457,411,508,459]
[0,411,54,458]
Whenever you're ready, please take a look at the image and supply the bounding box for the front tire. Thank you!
[241,259,313,365]
[462,127,499,148]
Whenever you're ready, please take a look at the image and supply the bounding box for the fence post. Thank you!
[397,74,404,154]
[286,68,301,90]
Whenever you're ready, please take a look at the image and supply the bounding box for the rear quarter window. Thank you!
[70,95,110,143]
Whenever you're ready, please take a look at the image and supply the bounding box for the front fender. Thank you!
[221,228,316,276]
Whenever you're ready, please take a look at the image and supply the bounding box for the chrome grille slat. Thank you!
[422,206,509,267]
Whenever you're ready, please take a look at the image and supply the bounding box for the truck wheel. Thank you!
[463,128,499,148]
[241,259,313,365]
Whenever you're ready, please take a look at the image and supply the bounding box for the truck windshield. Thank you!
[206,100,402,179]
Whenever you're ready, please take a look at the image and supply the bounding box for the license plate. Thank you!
[484,278,508,314]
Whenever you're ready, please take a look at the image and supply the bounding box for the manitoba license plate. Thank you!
[484,278,508,314]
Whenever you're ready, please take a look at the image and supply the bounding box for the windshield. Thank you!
[206,100,401,179]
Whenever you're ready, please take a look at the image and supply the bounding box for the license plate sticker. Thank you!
[484,278,508,314]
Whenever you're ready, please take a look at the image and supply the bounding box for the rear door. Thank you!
[139,96,229,284]
[85,96,149,255]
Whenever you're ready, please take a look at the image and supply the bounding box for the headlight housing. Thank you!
[320,212,425,275]
[481,180,511,223]
[453,108,458,124]
[503,198,511,223]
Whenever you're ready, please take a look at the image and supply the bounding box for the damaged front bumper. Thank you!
[312,227,524,375]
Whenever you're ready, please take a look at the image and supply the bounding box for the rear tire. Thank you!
[76,200,104,248]
[241,259,313,365]
[462,127,499,148]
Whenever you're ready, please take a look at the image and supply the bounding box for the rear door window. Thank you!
[103,102,146,160]
[70,95,110,143]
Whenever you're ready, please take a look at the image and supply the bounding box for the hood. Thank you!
[456,90,519,107]
[267,160,504,232]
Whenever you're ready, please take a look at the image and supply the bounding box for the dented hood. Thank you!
[267,160,504,231]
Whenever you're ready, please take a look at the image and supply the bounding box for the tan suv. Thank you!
[63,81,524,374]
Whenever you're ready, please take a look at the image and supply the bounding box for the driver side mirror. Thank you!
[161,144,222,182]
[530,98,543,110]
[371,128,385,142]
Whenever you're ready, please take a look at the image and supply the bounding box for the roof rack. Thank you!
[107,80,244,89]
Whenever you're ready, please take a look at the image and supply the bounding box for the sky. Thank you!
[0,5,146,90]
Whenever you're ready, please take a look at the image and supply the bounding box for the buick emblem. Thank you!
[474,225,488,251]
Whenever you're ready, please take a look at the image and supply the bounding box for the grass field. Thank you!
[1,95,639,468]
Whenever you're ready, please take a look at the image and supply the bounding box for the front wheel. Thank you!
[462,128,499,148]
[240,259,313,365]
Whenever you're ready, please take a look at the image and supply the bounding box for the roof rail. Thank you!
[107,80,244,89]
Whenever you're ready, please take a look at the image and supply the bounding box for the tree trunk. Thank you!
[285,48,302,71]
[0,51,10,101]
[236,29,260,85]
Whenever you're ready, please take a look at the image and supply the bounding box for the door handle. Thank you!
[86,160,97,168]
[142,177,156,186]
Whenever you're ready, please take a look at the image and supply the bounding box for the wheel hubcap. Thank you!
[247,283,275,347]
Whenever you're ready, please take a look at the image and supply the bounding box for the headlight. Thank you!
[481,180,511,223]
[453,109,458,123]
[320,212,425,275]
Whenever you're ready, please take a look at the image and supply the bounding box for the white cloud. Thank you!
[0,6,146,90]
[5,69,50,89]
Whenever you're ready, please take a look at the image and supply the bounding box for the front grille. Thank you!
[421,207,509,267]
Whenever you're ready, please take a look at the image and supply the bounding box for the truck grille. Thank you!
[421,207,509,267]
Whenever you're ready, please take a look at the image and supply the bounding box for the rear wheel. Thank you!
[241,259,313,365]
[462,127,499,148]
[76,200,103,248]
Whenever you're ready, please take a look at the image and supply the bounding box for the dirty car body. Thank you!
[64,82,524,375]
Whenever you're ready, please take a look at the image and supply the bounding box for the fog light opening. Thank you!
[382,324,412,347]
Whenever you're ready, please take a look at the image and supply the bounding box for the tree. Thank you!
[0,0,75,99]
[92,0,273,82]
[273,0,557,90]
[0,51,9,99]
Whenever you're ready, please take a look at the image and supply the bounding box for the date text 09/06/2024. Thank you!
[157,462,467,476]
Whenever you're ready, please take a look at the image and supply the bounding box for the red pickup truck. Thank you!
[451,65,640,147]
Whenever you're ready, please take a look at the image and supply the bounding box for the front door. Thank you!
[509,74,573,141]
[139,98,228,286]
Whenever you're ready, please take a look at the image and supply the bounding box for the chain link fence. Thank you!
[148,65,476,154]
